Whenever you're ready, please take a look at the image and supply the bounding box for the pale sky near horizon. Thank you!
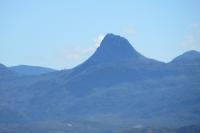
[0,0,200,69]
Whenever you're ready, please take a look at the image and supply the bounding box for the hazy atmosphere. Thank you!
[1,0,200,69]
[1,1,200,133]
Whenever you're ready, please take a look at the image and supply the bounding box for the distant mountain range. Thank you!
[9,65,56,75]
[0,33,200,133]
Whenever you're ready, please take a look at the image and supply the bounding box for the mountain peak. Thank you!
[89,33,143,63]
[99,33,134,50]
[70,34,157,77]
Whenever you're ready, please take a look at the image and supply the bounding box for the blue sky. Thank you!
[0,0,200,69]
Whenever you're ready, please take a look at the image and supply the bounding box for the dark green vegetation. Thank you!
[0,34,200,132]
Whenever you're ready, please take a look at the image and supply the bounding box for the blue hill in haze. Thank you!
[170,50,200,65]
[9,65,56,76]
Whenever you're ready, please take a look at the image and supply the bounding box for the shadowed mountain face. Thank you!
[0,34,200,132]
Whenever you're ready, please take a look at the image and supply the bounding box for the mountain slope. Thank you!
[0,63,16,80]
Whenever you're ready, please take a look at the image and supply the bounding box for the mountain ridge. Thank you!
[10,65,56,76]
